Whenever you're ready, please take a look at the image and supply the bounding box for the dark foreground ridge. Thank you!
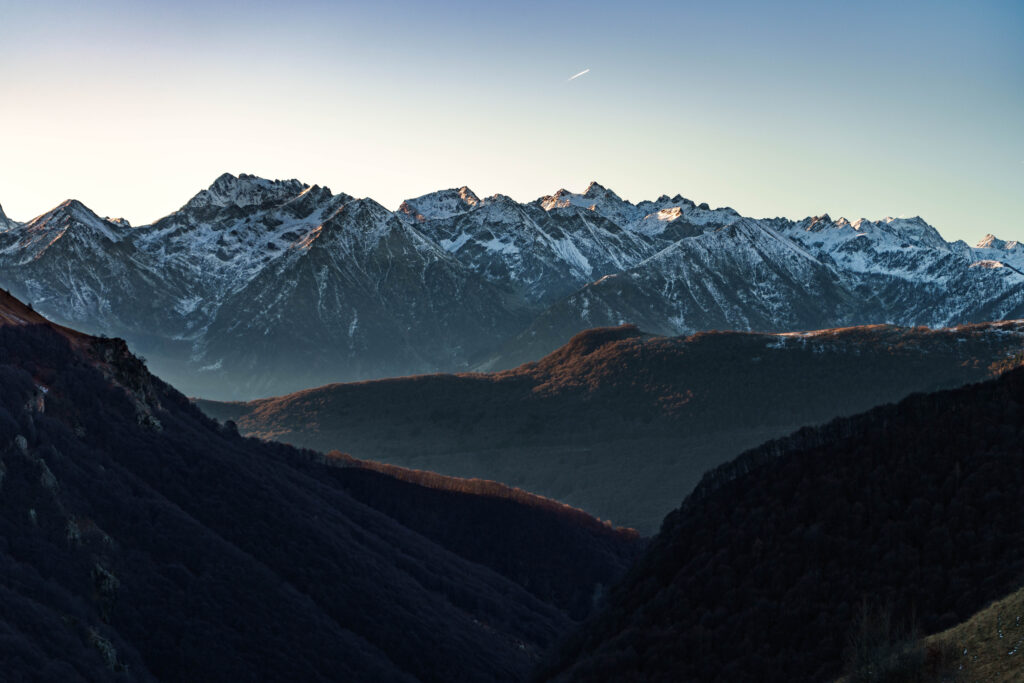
[0,291,640,681]
[540,363,1024,681]
[200,321,1024,533]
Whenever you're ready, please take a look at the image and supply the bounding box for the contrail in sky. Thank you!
[567,68,590,81]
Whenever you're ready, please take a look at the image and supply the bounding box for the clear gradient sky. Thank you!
[1,0,1021,242]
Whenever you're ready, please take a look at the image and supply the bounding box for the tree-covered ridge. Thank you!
[542,366,1024,682]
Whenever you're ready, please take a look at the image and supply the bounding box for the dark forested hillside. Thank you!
[319,453,641,620]
[199,322,1024,533]
[540,365,1024,682]
[0,291,639,681]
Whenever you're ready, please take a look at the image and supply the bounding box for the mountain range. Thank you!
[199,321,1024,533]
[0,290,640,681]
[2,174,1022,399]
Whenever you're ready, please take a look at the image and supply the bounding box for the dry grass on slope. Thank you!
[922,586,1024,682]
[325,450,640,540]
[838,588,1024,682]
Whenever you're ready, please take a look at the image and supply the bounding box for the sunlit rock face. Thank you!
[1,174,1022,399]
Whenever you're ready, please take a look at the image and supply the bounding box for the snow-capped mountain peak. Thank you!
[322,197,401,241]
[35,199,127,242]
[184,173,308,211]
[652,194,695,208]
[398,186,481,222]
[791,213,949,251]
[978,234,1003,249]
[879,216,950,251]
[537,189,575,212]
[537,183,639,229]
[582,181,622,202]
[540,182,625,209]
[0,197,129,267]
[977,233,1021,251]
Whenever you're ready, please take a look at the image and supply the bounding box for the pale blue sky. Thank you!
[1,0,1021,242]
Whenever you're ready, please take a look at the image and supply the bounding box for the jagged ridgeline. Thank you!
[0,291,641,681]
[1,175,1022,399]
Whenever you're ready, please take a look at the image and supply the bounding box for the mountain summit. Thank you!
[977,233,1022,251]
[398,186,481,222]
[183,172,308,211]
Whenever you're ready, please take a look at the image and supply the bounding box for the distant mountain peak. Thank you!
[583,182,626,205]
[58,198,90,212]
[976,233,1020,251]
[398,186,481,222]
[880,215,929,230]
[879,215,950,250]
[28,199,129,244]
[297,183,332,198]
[457,186,480,202]
[978,233,1002,249]
[539,183,624,213]
[184,172,308,211]
[44,198,107,225]
[583,181,618,199]
[653,193,693,207]
[330,196,394,227]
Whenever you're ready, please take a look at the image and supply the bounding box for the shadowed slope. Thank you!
[0,291,638,681]
[321,452,641,620]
